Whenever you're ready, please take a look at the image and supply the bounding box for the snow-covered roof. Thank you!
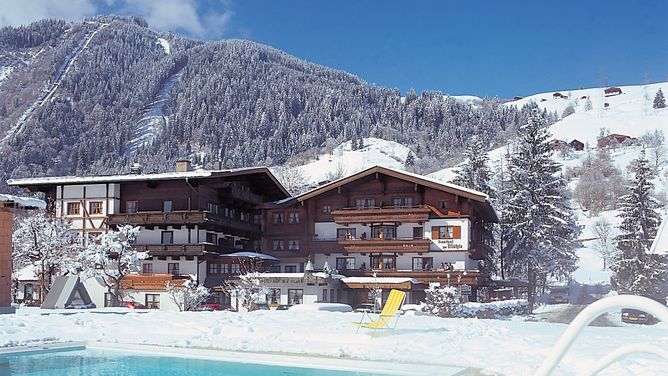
[256,272,306,278]
[0,193,46,209]
[293,165,489,202]
[650,215,668,256]
[7,167,268,186]
[14,265,38,281]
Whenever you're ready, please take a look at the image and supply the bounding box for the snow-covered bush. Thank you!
[166,279,210,312]
[223,272,266,311]
[424,285,461,317]
[458,300,530,319]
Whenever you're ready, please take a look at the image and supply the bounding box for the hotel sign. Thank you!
[436,239,465,250]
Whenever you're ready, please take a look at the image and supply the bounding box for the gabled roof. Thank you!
[297,165,489,202]
[269,165,498,222]
[8,166,290,200]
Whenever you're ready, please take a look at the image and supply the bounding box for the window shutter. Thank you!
[453,226,461,239]
[431,226,439,239]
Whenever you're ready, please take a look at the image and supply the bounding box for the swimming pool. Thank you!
[0,342,468,376]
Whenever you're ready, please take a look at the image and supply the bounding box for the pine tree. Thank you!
[611,150,666,297]
[503,109,580,309]
[404,151,415,169]
[653,89,666,109]
[451,136,494,198]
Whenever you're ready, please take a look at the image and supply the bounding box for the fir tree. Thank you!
[451,136,494,198]
[611,150,666,297]
[502,110,580,309]
[404,151,416,169]
[653,89,666,109]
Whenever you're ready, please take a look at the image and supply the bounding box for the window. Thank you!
[288,239,300,251]
[322,289,327,302]
[240,212,249,222]
[145,294,160,309]
[89,201,102,215]
[432,226,461,239]
[126,201,138,214]
[206,232,218,244]
[168,263,179,275]
[288,289,304,305]
[288,212,300,224]
[412,257,434,271]
[413,227,423,239]
[253,214,262,224]
[284,265,297,273]
[330,288,335,303]
[273,212,284,224]
[336,257,356,271]
[24,284,34,300]
[220,263,230,274]
[142,263,153,274]
[230,263,240,274]
[372,226,395,239]
[371,255,396,270]
[439,201,448,210]
[355,198,375,209]
[266,288,281,304]
[392,197,413,208]
[208,263,220,275]
[322,205,332,214]
[207,202,219,214]
[104,293,112,307]
[163,200,173,213]
[273,240,284,251]
[337,228,356,240]
[67,202,80,215]
[161,231,173,244]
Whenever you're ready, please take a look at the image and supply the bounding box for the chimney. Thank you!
[175,160,191,172]
[129,163,142,175]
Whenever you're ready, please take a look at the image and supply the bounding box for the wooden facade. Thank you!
[261,166,497,300]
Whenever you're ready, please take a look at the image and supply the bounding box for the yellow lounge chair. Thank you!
[353,289,406,333]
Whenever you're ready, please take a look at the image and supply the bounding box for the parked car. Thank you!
[275,304,291,311]
[353,303,380,313]
[65,302,96,309]
[250,302,270,311]
[548,286,569,304]
[191,303,224,312]
[621,308,655,324]
[118,301,147,309]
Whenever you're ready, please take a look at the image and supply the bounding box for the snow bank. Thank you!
[288,303,352,312]
[1,307,667,375]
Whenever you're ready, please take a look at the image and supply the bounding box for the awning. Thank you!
[341,276,420,290]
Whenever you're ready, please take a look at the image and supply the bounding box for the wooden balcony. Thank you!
[342,269,487,286]
[331,205,431,224]
[120,274,188,290]
[108,211,260,234]
[137,243,219,256]
[470,241,494,260]
[337,238,431,253]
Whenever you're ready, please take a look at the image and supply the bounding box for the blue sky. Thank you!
[2,1,667,98]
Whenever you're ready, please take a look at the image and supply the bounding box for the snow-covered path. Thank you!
[1,307,666,375]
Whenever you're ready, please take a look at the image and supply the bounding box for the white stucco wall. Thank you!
[425,218,469,251]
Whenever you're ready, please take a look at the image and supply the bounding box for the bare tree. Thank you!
[592,217,616,270]
[166,279,210,312]
[272,166,307,195]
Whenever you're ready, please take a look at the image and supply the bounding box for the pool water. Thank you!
[0,349,393,376]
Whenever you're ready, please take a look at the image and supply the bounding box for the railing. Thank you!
[108,211,260,233]
[342,269,483,285]
[337,238,431,253]
[536,295,668,376]
[331,205,431,224]
[138,243,219,256]
[228,187,262,204]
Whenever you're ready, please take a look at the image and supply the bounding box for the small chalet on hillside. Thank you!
[261,166,498,305]
[9,162,289,310]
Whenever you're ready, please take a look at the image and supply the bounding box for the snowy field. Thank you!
[1,307,667,375]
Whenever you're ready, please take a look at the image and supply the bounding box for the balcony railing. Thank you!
[336,237,431,253]
[341,269,486,285]
[228,187,262,205]
[137,243,220,256]
[330,205,431,224]
[108,211,260,233]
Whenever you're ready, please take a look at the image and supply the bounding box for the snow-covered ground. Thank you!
[296,138,414,185]
[1,307,666,375]
[506,82,668,146]
[0,66,13,86]
[156,38,171,55]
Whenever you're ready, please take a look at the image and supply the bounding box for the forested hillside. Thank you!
[0,16,552,192]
